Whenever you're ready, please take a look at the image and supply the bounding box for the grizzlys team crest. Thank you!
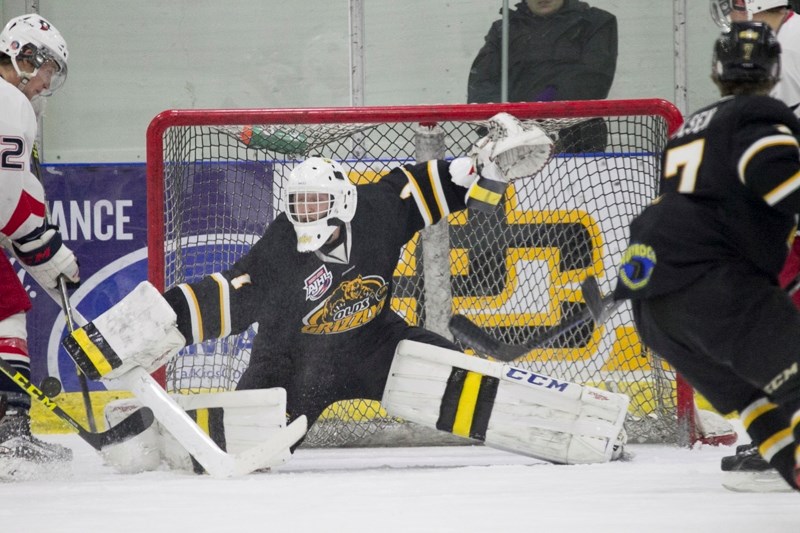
[303,265,333,301]
[302,275,389,334]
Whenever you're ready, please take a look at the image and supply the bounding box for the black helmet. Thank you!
[712,21,780,84]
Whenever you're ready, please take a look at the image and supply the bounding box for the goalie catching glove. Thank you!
[62,281,186,381]
[465,112,554,212]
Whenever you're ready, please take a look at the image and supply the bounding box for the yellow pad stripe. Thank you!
[452,371,483,438]
[196,408,210,435]
[71,328,114,377]
[468,184,502,206]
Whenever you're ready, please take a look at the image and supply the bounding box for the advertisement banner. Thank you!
[19,163,148,393]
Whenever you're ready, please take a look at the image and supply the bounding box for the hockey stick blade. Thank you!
[449,276,621,362]
[0,357,154,451]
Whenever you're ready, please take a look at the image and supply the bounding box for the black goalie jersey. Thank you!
[615,95,800,300]
[163,159,470,420]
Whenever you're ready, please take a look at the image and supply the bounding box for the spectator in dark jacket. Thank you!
[468,0,617,152]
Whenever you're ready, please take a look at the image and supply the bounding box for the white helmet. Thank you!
[284,157,357,252]
[710,0,789,29]
[0,14,68,96]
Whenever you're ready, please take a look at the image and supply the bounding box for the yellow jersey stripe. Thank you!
[737,134,799,183]
[210,273,231,338]
[178,283,204,343]
[400,167,433,226]
[427,161,449,219]
[740,398,777,429]
[759,427,793,462]
[764,169,800,206]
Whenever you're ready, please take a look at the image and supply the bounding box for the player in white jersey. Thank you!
[0,14,79,480]
[712,1,800,109]
[771,8,800,111]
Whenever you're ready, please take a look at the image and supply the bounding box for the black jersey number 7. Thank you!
[664,138,705,193]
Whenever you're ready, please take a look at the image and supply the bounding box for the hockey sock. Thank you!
[740,397,797,489]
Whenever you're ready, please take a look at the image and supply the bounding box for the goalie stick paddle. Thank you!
[449,276,621,362]
[0,356,155,450]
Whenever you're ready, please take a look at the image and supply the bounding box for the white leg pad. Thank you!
[171,389,293,467]
[382,340,629,464]
[101,398,163,474]
[100,377,302,476]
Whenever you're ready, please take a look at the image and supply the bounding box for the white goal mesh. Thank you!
[146,101,697,446]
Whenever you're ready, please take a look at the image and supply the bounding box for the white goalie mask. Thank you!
[0,14,69,96]
[284,157,357,252]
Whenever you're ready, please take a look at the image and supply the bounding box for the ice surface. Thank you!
[2,430,799,533]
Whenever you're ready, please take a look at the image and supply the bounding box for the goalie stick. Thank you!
[59,281,308,477]
[448,276,620,362]
[0,356,154,450]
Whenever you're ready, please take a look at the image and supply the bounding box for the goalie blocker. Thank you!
[383,340,629,464]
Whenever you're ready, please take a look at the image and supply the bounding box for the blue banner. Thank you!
[20,163,148,392]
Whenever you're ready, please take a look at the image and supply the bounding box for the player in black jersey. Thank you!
[615,21,800,491]
[163,154,498,428]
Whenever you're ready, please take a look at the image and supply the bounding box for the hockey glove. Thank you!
[13,224,79,290]
[466,113,553,212]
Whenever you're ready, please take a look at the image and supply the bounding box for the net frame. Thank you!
[145,100,707,447]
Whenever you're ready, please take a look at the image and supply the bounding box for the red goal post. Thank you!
[145,100,723,447]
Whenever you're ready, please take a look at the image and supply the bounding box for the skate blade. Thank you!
[722,470,796,493]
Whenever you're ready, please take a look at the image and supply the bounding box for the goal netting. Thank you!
[146,100,701,447]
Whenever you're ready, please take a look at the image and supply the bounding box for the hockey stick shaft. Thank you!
[449,276,621,362]
[57,275,98,432]
[0,356,154,450]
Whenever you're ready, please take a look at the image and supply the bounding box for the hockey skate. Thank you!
[720,442,769,472]
[721,442,794,493]
[0,400,73,481]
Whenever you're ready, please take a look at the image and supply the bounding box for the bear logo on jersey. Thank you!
[302,275,389,334]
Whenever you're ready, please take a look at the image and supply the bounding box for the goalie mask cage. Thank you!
[147,100,705,448]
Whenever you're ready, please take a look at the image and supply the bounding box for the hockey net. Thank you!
[146,101,713,447]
